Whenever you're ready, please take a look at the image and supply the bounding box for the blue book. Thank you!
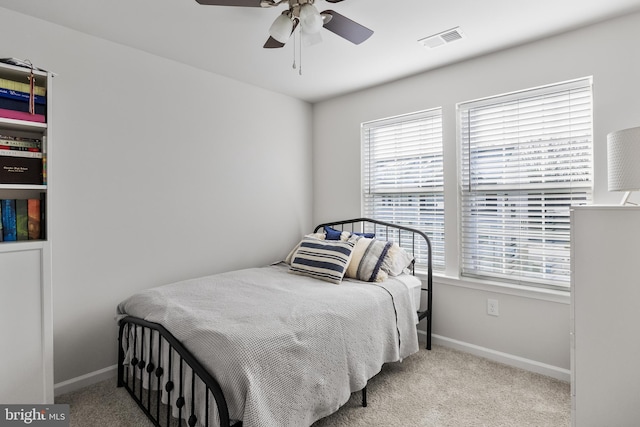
[1,199,16,241]
[0,87,46,105]
[0,97,46,116]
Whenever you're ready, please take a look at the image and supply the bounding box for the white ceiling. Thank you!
[2,0,640,103]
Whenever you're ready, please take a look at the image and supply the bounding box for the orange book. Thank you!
[27,198,41,239]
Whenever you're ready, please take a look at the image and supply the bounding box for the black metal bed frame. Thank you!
[117,218,433,427]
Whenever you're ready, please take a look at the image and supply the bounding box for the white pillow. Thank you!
[382,243,414,276]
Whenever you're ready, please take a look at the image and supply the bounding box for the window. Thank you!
[362,109,444,270]
[459,78,593,289]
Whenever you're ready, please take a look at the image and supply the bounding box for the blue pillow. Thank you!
[324,226,344,240]
[353,231,375,238]
[324,225,375,240]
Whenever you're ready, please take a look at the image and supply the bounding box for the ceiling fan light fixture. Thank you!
[269,11,294,43]
[302,30,322,46]
[299,3,323,34]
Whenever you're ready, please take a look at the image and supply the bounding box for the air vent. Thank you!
[419,27,464,49]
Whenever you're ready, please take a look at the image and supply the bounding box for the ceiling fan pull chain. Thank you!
[299,29,303,76]
[292,29,297,70]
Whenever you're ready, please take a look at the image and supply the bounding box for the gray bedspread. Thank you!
[117,262,418,427]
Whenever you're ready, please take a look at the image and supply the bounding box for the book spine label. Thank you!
[0,150,43,158]
[0,139,42,149]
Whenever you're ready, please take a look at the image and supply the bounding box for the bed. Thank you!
[116,218,433,427]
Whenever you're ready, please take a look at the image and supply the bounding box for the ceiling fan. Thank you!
[195,0,374,49]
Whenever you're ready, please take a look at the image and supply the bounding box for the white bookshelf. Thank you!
[0,61,54,404]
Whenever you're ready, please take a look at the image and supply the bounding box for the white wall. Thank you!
[313,12,640,374]
[1,8,313,384]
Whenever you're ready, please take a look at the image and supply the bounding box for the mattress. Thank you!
[118,263,419,427]
[394,274,422,313]
[343,273,422,313]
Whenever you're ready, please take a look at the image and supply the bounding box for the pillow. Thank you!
[324,226,345,240]
[381,243,415,276]
[290,237,355,284]
[353,231,376,239]
[345,237,389,282]
[345,238,415,281]
[284,232,325,265]
[324,225,375,240]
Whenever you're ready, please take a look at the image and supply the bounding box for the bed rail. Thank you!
[117,316,239,427]
[314,217,433,350]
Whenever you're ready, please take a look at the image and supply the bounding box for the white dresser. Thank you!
[571,205,640,426]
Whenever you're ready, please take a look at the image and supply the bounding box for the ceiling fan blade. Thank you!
[195,0,262,6]
[263,37,286,48]
[325,0,345,2]
[321,10,373,45]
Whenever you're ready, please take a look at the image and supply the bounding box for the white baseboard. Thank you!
[54,364,118,397]
[54,333,569,397]
[421,331,571,382]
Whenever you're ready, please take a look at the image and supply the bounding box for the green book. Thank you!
[16,199,28,240]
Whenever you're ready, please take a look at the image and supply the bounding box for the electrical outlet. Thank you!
[487,299,499,316]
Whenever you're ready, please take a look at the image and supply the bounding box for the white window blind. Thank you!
[459,78,593,289]
[362,109,444,270]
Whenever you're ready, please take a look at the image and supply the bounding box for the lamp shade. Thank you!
[607,126,640,191]
[269,12,294,43]
[299,4,323,34]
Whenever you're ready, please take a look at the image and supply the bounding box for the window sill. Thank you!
[415,270,570,304]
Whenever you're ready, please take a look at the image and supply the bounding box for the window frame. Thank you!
[361,108,445,271]
[457,77,594,291]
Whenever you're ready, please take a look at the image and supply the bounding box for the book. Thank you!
[0,77,46,96]
[0,149,43,158]
[0,145,41,152]
[1,199,17,241]
[0,201,3,242]
[0,136,42,152]
[0,108,45,123]
[0,133,42,144]
[15,199,28,240]
[0,97,46,116]
[0,87,46,105]
[27,198,41,240]
[0,155,43,184]
[39,192,46,239]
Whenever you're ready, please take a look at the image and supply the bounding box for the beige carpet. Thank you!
[57,345,570,427]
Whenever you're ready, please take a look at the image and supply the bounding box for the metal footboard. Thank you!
[117,316,239,427]
[314,217,433,350]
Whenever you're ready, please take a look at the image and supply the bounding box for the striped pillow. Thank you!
[290,237,355,284]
